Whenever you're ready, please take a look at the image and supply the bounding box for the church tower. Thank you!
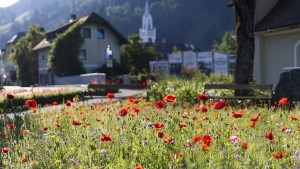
[139,0,156,43]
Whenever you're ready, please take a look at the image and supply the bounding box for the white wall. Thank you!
[255,29,300,86]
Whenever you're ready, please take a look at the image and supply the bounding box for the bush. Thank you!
[146,73,234,104]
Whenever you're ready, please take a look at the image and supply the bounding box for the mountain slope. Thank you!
[0,0,235,50]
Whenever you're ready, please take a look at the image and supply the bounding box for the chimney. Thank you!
[70,14,77,22]
[40,27,45,32]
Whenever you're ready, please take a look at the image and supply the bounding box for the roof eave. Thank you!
[255,24,300,34]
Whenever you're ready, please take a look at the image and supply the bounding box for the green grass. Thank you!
[0,94,298,168]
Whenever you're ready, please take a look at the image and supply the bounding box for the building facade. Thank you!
[254,0,300,86]
[3,32,26,85]
[33,12,128,85]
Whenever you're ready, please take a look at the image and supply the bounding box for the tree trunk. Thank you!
[232,0,256,96]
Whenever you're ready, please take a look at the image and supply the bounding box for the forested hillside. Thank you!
[0,0,235,50]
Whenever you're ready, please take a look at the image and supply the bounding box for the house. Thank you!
[3,32,26,85]
[33,12,128,85]
[254,0,300,86]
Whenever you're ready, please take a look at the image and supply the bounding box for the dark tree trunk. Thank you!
[232,0,256,96]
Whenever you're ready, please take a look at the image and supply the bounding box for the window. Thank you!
[97,29,105,39]
[42,55,47,64]
[79,49,87,60]
[82,28,91,39]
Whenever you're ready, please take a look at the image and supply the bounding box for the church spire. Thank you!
[144,0,150,16]
[139,0,156,43]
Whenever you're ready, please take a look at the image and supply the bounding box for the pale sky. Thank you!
[0,0,19,8]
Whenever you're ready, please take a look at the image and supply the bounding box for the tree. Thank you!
[48,21,86,77]
[121,34,161,75]
[10,25,44,86]
[232,0,256,95]
[212,31,237,54]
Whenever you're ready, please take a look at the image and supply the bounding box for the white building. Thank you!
[254,0,300,86]
[139,0,156,43]
[33,12,128,85]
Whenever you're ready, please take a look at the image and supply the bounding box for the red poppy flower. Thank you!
[202,117,209,121]
[179,122,187,129]
[128,96,134,102]
[100,133,112,142]
[265,131,273,140]
[291,115,297,121]
[20,130,29,135]
[201,135,213,146]
[241,142,249,150]
[22,157,28,163]
[153,122,164,129]
[133,108,140,113]
[65,100,72,107]
[281,127,289,132]
[119,109,128,117]
[2,147,9,154]
[201,145,209,151]
[250,121,256,128]
[197,94,208,101]
[133,100,139,104]
[134,166,144,169]
[154,101,165,109]
[55,123,61,127]
[273,150,286,160]
[141,81,147,86]
[214,101,226,110]
[8,124,15,131]
[163,95,176,104]
[25,100,37,110]
[278,98,288,106]
[201,107,208,113]
[193,135,202,144]
[42,126,49,132]
[52,101,58,106]
[72,120,82,126]
[157,132,164,138]
[164,136,173,144]
[232,112,245,118]
[107,92,115,100]
[251,114,260,122]
[6,94,14,99]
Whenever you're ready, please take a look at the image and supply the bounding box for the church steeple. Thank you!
[139,0,156,43]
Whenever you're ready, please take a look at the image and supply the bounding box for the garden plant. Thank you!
[0,73,298,168]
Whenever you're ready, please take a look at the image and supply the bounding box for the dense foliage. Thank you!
[9,25,44,86]
[212,31,237,54]
[0,0,235,50]
[147,73,235,104]
[121,34,161,75]
[48,21,86,77]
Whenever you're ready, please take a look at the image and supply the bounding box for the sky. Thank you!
[0,0,19,8]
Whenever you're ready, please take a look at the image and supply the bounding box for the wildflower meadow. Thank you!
[0,77,299,168]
